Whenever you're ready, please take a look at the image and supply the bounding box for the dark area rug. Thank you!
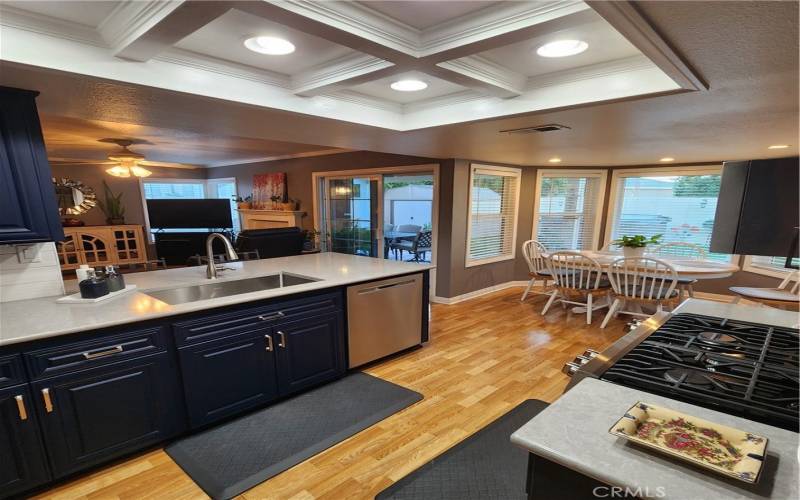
[376,399,549,500]
[166,372,422,500]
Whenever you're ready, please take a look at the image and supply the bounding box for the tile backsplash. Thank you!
[0,242,65,302]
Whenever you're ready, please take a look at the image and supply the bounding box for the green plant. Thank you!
[233,194,252,203]
[270,194,282,202]
[612,234,662,248]
[97,180,125,220]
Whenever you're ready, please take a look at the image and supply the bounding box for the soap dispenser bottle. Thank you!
[104,265,125,292]
[79,269,109,299]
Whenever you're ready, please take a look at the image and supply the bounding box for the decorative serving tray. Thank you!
[609,402,768,484]
[56,284,137,304]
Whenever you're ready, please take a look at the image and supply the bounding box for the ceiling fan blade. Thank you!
[49,157,117,165]
[138,160,201,169]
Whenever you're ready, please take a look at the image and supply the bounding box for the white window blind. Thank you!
[535,171,604,251]
[466,165,521,266]
[745,255,799,275]
[608,168,728,260]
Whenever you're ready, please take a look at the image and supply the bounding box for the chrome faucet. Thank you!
[206,233,238,279]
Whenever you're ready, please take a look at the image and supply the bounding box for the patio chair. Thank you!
[395,230,432,262]
[601,257,680,328]
[542,251,611,325]
[389,224,421,259]
[729,270,799,309]
[520,240,554,302]
[652,242,706,298]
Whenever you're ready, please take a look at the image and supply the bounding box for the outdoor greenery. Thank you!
[384,180,434,190]
[672,175,721,197]
[612,234,663,248]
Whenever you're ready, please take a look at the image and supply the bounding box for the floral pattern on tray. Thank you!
[609,402,768,484]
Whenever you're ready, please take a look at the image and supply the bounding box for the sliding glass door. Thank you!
[324,176,382,257]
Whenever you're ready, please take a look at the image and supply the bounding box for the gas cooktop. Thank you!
[600,313,799,432]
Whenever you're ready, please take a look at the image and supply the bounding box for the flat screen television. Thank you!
[146,199,233,229]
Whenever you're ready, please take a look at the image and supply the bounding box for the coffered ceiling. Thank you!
[0,0,698,130]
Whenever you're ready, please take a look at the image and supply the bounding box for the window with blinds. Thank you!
[607,167,729,260]
[534,170,605,251]
[745,255,800,276]
[466,164,521,266]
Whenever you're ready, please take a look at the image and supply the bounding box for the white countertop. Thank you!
[674,298,799,328]
[0,253,432,347]
[511,378,799,500]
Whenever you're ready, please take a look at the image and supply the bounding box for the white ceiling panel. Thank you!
[358,0,498,30]
[174,8,356,76]
[478,13,641,78]
[2,0,120,27]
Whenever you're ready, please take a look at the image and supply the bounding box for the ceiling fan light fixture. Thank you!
[106,165,131,178]
[244,36,295,55]
[130,165,153,177]
[548,157,562,163]
[390,79,428,92]
[768,144,789,149]
[536,39,588,58]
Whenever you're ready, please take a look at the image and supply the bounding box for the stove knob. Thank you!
[582,349,599,359]
[562,361,581,376]
[626,320,643,332]
[575,355,592,365]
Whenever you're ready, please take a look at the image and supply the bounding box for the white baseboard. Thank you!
[432,280,529,305]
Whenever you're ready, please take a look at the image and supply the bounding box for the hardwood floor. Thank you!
[31,287,629,500]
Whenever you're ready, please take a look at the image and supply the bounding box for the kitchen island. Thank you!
[0,253,432,497]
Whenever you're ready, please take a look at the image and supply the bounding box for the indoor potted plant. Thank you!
[270,194,281,210]
[234,194,252,210]
[97,180,125,225]
[611,234,662,258]
[302,229,321,251]
[281,197,300,211]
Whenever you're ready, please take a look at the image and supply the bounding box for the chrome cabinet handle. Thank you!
[82,345,123,359]
[14,395,27,421]
[42,388,53,413]
[265,334,273,352]
[277,331,286,348]
[258,311,285,322]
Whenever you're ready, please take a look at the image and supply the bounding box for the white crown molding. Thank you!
[97,0,183,56]
[418,0,589,57]
[155,48,290,88]
[402,89,485,114]
[437,55,526,96]
[290,53,394,96]
[206,149,351,168]
[324,90,404,114]
[0,5,105,47]
[525,54,655,90]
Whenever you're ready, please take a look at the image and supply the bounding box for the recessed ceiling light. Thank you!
[660,157,675,162]
[390,79,428,92]
[536,40,588,58]
[244,36,295,55]
[548,157,562,163]
[768,144,790,149]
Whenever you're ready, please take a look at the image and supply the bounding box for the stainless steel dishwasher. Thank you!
[346,273,423,368]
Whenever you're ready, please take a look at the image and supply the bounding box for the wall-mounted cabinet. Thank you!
[0,87,64,245]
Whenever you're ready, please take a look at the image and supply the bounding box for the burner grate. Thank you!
[601,313,799,432]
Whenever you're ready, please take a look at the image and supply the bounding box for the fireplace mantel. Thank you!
[238,209,305,230]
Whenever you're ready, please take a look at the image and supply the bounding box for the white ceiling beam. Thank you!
[291,53,395,96]
[99,0,230,61]
[436,56,527,97]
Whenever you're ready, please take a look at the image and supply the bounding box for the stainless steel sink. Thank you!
[143,272,320,305]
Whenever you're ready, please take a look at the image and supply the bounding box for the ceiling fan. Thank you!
[49,138,194,178]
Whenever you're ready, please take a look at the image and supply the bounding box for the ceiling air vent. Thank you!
[500,123,571,134]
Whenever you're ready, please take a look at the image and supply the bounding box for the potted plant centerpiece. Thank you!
[612,234,662,258]
[234,194,252,210]
[98,180,125,225]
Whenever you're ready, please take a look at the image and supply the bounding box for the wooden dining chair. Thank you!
[542,251,611,324]
[651,241,706,298]
[601,257,680,328]
[729,271,800,310]
[520,240,553,301]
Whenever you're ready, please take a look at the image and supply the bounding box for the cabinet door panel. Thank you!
[178,329,278,428]
[32,354,184,478]
[0,385,50,498]
[275,313,344,396]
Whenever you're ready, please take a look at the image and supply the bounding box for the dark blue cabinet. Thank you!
[179,327,279,428]
[0,384,51,498]
[31,353,185,478]
[0,87,64,244]
[275,313,344,396]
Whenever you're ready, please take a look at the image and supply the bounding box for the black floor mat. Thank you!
[376,399,549,500]
[166,372,422,500]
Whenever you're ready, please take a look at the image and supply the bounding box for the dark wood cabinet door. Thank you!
[275,313,345,396]
[31,354,184,478]
[178,328,279,428]
[0,384,51,498]
[0,87,64,244]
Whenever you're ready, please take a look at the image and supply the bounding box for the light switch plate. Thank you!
[16,245,42,263]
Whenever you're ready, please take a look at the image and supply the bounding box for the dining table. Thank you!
[383,230,418,259]
[542,250,740,280]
